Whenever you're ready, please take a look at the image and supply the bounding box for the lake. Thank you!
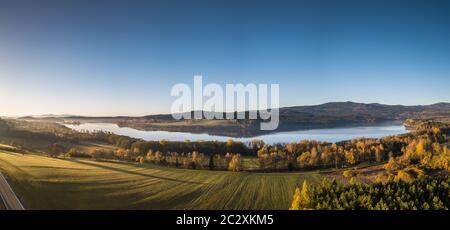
[64,123,408,144]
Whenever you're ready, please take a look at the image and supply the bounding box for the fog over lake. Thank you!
[65,123,408,144]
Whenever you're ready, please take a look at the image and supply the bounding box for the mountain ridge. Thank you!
[18,101,450,119]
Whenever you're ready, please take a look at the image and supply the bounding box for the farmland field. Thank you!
[0,195,5,210]
[0,150,321,210]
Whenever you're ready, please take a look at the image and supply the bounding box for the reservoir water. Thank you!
[65,123,408,144]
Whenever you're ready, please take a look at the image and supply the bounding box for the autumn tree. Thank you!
[137,156,145,164]
[296,151,309,167]
[155,151,165,164]
[146,149,155,162]
[309,147,320,166]
[374,144,385,162]
[384,157,400,171]
[344,150,357,166]
[185,151,203,169]
[251,139,265,153]
[48,143,63,157]
[228,154,242,172]
[290,180,311,210]
[257,145,270,169]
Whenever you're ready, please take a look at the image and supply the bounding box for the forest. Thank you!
[290,176,450,210]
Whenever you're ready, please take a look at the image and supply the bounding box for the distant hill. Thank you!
[18,101,450,137]
[281,101,450,121]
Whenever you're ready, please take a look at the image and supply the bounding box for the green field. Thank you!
[0,150,321,210]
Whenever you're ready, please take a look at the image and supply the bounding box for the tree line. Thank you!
[49,122,449,172]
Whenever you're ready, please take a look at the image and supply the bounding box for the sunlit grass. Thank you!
[0,150,321,210]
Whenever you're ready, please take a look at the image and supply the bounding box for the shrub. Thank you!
[384,157,400,171]
[342,170,355,178]
[395,170,414,183]
[66,148,91,158]
[91,149,116,160]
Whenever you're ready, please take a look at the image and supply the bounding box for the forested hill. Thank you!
[18,102,450,137]
[280,102,450,122]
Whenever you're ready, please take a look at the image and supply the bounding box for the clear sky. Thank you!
[0,0,449,116]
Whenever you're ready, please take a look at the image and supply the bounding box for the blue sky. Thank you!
[0,0,449,116]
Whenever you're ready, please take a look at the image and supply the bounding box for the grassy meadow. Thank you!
[0,149,321,210]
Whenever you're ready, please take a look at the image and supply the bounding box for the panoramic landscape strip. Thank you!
[0,104,449,210]
[1,0,450,227]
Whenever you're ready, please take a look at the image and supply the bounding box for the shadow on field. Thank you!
[67,159,204,185]
[27,165,90,171]
[0,151,24,157]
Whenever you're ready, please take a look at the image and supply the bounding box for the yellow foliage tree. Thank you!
[384,157,400,171]
[395,170,414,183]
[138,156,145,164]
[432,127,441,135]
[228,154,242,172]
[342,170,354,178]
[289,180,311,210]
[297,152,311,166]
[309,147,320,165]
[345,150,357,165]
[155,150,164,163]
